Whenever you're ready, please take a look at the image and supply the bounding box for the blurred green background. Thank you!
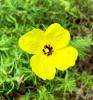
[0,0,93,100]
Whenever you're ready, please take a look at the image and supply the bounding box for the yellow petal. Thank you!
[54,46,78,71]
[30,54,56,80]
[45,23,70,49]
[18,29,45,54]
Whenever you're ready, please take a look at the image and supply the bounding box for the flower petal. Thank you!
[54,46,78,71]
[18,29,45,54]
[45,23,70,49]
[30,54,56,80]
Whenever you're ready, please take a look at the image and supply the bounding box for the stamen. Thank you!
[42,44,54,56]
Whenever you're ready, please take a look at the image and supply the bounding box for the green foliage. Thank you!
[16,92,31,100]
[0,0,93,99]
[78,72,93,88]
[36,86,54,100]
[70,35,93,60]
[54,71,76,93]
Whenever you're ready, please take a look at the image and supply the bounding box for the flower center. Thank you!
[43,44,54,56]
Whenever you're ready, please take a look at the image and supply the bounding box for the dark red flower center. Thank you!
[43,44,54,56]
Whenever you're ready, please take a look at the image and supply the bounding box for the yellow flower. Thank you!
[18,23,78,80]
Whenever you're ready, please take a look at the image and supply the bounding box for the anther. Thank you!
[42,44,54,56]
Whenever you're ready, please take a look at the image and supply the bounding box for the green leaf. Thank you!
[70,35,93,60]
